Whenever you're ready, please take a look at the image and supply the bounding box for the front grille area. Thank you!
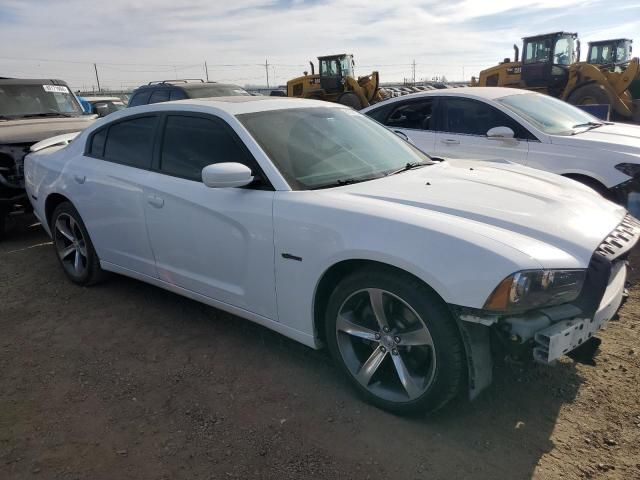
[595,214,640,260]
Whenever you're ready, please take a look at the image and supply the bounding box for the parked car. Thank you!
[128,79,250,107]
[84,96,126,117]
[0,78,96,237]
[362,87,640,214]
[24,97,637,414]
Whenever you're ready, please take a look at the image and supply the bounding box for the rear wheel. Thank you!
[325,268,465,414]
[337,92,363,110]
[51,202,105,285]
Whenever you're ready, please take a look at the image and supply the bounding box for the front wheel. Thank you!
[51,202,105,285]
[325,268,465,414]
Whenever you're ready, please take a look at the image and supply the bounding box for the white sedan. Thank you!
[362,87,640,214]
[24,97,638,414]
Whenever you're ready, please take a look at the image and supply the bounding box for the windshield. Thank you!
[188,85,250,98]
[237,107,433,190]
[497,93,600,135]
[0,83,84,117]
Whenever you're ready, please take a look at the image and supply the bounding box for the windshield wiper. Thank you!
[311,175,384,190]
[571,121,605,132]
[20,112,75,118]
[388,161,431,176]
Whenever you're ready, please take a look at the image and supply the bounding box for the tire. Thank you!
[567,84,612,107]
[50,202,105,286]
[0,212,5,241]
[324,267,465,415]
[337,92,363,110]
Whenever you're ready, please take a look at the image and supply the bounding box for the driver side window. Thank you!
[159,115,257,183]
[439,98,535,140]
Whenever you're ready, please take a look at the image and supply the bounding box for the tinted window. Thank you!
[128,90,151,107]
[440,98,533,139]
[160,115,254,181]
[385,99,435,130]
[149,89,171,104]
[169,89,187,101]
[104,116,157,169]
[88,128,106,157]
[365,103,395,123]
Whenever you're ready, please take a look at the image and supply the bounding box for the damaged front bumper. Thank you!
[452,213,639,399]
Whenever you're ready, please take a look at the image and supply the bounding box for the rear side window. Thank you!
[128,90,151,107]
[88,128,106,157]
[103,116,157,169]
[160,115,254,181]
[439,98,534,139]
[149,89,171,104]
[365,103,395,123]
[385,99,435,130]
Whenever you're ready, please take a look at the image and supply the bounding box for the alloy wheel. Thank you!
[54,213,88,277]
[336,288,437,402]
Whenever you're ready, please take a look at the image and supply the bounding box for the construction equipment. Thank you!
[286,54,383,109]
[474,32,640,122]
[587,39,633,68]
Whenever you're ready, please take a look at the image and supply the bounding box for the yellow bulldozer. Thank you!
[474,32,640,122]
[286,54,383,110]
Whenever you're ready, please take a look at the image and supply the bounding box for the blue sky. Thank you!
[1,0,639,89]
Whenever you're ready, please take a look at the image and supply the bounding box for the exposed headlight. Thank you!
[483,269,586,313]
[615,163,640,178]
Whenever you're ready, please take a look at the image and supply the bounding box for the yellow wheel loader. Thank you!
[474,32,640,122]
[286,54,383,110]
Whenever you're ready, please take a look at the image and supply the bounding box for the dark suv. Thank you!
[0,78,95,237]
[128,80,251,107]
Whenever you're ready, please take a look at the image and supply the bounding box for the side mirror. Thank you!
[487,126,515,139]
[202,162,254,188]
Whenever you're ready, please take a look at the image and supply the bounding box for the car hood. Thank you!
[326,159,626,266]
[550,123,640,153]
[0,116,97,144]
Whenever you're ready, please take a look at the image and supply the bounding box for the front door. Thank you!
[142,113,277,319]
[433,97,530,164]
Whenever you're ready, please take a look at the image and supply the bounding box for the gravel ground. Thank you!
[1,218,639,480]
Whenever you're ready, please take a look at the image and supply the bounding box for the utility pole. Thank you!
[412,59,416,85]
[204,61,209,82]
[265,59,269,89]
[93,63,101,93]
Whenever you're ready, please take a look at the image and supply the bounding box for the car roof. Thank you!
[0,78,70,86]
[126,96,348,116]
[363,87,533,110]
[84,97,123,102]
[133,82,245,92]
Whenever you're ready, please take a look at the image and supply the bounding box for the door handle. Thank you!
[440,139,460,145]
[73,174,86,184]
[147,194,164,208]
[393,130,409,141]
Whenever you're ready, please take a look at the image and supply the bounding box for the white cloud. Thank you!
[0,0,637,89]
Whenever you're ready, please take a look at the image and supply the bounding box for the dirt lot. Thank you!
[1,218,639,480]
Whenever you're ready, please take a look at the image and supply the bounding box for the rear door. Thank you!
[434,97,531,164]
[69,114,159,277]
[142,113,277,319]
[373,98,437,154]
